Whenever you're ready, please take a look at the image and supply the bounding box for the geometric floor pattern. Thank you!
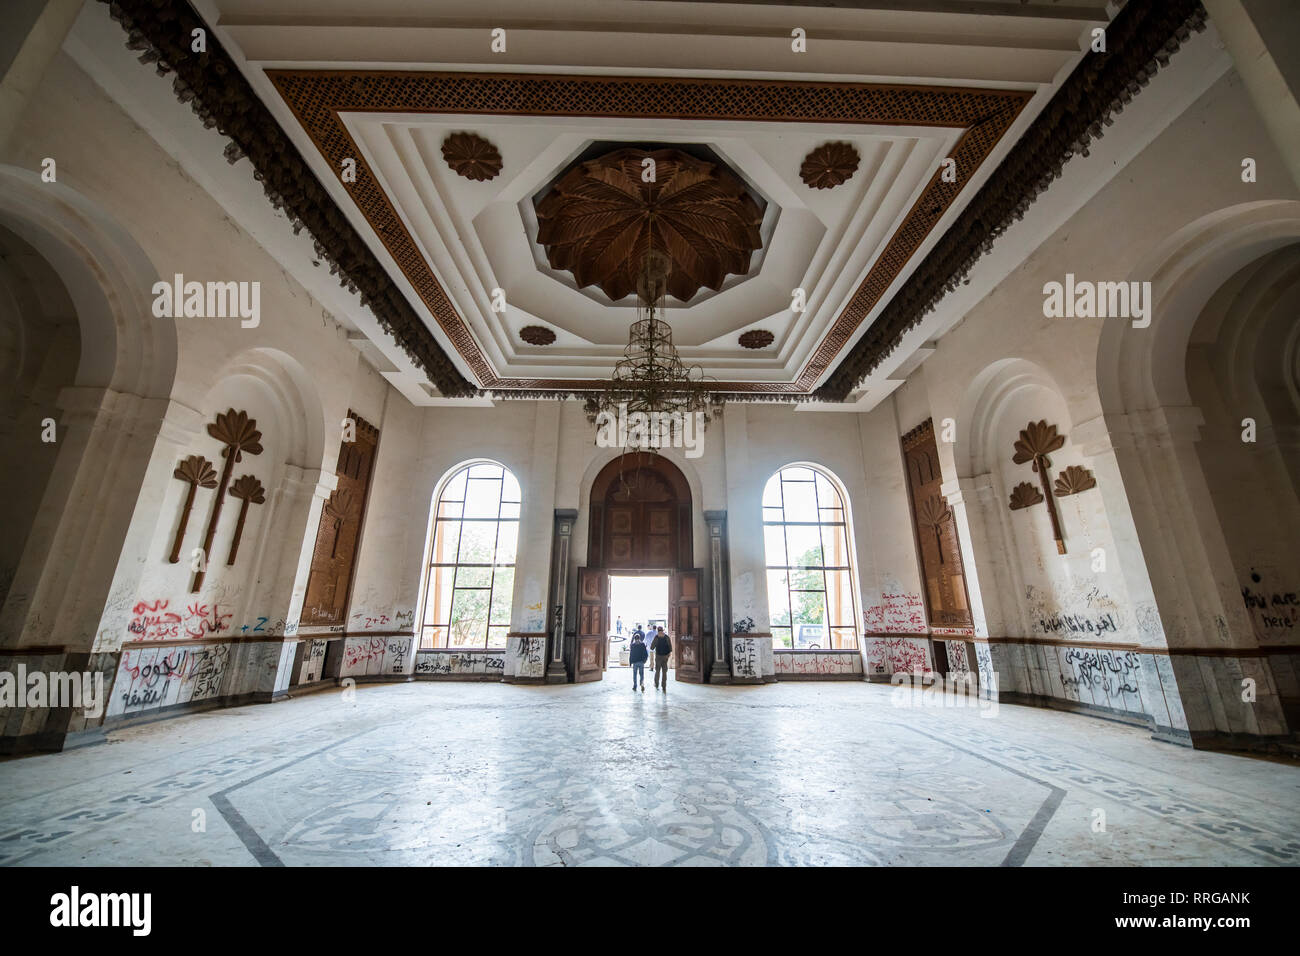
[1,677,1297,866]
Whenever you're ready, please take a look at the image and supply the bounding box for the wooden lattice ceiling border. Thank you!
[267,69,1031,394]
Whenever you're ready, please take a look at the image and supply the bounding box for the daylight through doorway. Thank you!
[607,574,669,669]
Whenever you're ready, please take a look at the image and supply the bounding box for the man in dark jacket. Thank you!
[650,626,672,691]
[629,633,648,691]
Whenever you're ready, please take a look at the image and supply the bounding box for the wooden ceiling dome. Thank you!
[535,147,763,302]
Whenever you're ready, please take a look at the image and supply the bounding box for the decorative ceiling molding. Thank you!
[535,147,763,303]
[267,67,1028,394]
[103,0,1206,403]
[738,330,775,350]
[441,132,502,182]
[813,0,1209,400]
[102,0,477,397]
[799,142,860,190]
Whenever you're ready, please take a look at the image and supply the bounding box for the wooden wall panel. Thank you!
[301,412,379,626]
[901,419,972,629]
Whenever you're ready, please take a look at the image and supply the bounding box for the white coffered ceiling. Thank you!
[107,0,1119,403]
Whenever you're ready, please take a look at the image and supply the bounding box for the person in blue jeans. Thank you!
[629,632,648,691]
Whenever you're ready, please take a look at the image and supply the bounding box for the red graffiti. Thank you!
[863,592,927,634]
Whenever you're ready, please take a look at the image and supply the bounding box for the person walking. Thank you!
[629,632,648,691]
[650,625,672,691]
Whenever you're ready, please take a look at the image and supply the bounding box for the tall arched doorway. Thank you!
[575,454,702,683]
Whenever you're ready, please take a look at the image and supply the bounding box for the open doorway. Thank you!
[607,574,669,669]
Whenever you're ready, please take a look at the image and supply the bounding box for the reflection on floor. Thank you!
[1,679,1297,866]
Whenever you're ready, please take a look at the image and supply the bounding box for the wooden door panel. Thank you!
[672,570,703,683]
[576,567,607,683]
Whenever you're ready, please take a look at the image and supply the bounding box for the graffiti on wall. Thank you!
[773,653,861,676]
[108,643,231,717]
[1243,571,1299,634]
[126,600,235,640]
[1025,583,1125,639]
[863,636,932,674]
[862,592,927,634]
[945,640,970,676]
[414,652,506,677]
[732,637,760,679]
[515,636,545,678]
[1056,646,1144,713]
[342,636,412,675]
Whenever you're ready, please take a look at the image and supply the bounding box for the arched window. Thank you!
[419,461,520,649]
[762,465,859,650]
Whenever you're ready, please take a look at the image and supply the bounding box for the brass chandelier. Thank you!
[584,247,722,448]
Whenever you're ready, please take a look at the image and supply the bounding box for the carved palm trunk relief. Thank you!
[192,409,263,592]
[169,455,217,564]
[226,475,266,565]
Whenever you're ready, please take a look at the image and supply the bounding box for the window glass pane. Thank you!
[421,626,447,649]
[791,589,827,628]
[829,627,858,650]
[490,567,514,625]
[443,469,467,501]
[821,523,850,567]
[455,565,493,588]
[502,471,522,502]
[782,466,813,483]
[763,506,783,523]
[469,462,503,479]
[824,570,856,627]
[457,521,497,564]
[439,499,464,518]
[487,626,509,649]
[782,479,818,522]
[772,626,793,649]
[814,472,840,509]
[424,566,455,626]
[495,520,519,565]
[432,520,461,565]
[464,477,502,518]
[449,588,490,646]
[500,501,521,519]
[789,565,823,592]
[785,524,823,566]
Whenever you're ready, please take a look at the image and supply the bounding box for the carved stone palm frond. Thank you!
[229,474,266,504]
[1054,465,1097,497]
[917,494,951,528]
[208,408,264,462]
[1012,420,1066,470]
[799,142,860,189]
[174,455,218,488]
[441,132,502,182]
[1009,481,1045,511]
[535,147,763,302]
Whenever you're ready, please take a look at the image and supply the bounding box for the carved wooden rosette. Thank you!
[226,474,266,565]
[799,142,860,189]
[193,408,263,592]
[169,455,217,563]
[1008,420,1097,555]
[535,147,763,302]
[441,132,502,181]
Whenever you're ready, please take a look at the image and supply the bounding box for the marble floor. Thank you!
[1,676,1298,866]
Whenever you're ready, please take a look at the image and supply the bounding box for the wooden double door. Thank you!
[574,567,703,683]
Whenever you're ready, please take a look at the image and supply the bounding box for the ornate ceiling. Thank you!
[534,147,764,304]
[100,0,1146,405]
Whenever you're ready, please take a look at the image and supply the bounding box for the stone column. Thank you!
[704,510,731,684]
[546,509,577,683]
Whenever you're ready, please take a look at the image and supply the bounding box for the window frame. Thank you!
[417,460,521,650]
[762,464,861,651]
